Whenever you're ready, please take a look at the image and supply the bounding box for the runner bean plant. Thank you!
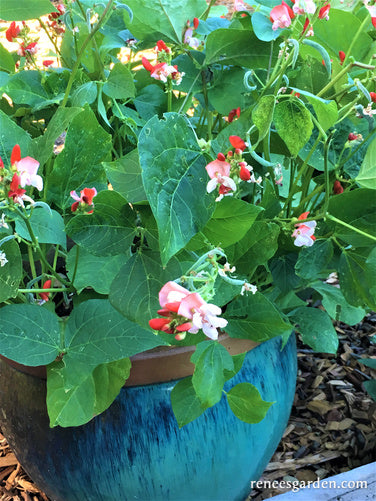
[0,0,375,427]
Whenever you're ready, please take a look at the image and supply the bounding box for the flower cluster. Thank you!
[5,21,39,60]
[292,212,317,247]
[270,1,331,32]
[149,281,227,340]
[205,136,261,201]
[0,145,42,207]
[142,39,184,85]
[184,17,201,49]
[70,187,97,213]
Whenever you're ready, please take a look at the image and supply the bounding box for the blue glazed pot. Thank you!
[0,334,296,501]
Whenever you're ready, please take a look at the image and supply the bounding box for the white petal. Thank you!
[207,178,218,193]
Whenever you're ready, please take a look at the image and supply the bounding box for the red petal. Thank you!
[339,51,345,64]
[11,144,21,165]
[164,301,181,313]
[149,318,170,331]
[142,57,154,72]
[239,165,250,181]
[176,322,192,332]
[71,201,79,212]
[333,180,344,195]
[298,211,310,221]
[217,153,226,161]
[193,17,199,29]
[229,136,246,151]
[370,92,376,103]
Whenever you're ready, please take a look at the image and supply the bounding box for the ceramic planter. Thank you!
[0,334,297,501]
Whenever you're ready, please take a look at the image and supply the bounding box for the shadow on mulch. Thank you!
[1,315,375,501]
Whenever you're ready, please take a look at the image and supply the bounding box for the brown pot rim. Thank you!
[0,334,258,387]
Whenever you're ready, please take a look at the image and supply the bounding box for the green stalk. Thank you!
[343,16,370,66]
[201,0,217,21]
[27,245,37,280]
[326,214,376,242]
[61,0,115,108]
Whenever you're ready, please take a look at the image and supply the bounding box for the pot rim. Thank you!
[0,334,258,387]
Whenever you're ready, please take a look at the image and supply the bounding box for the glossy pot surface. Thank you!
[0,335,297,501]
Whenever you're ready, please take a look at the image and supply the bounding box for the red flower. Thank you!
[348,132,357,141]
[5,22,20,42]
[155,40,170,53]
[0,157,4,169]
[370,92,376,103]
[339,51,345,65]
[228,107,241,123]
[8,173,26,201]
[318,4,330,20]
[193,17,199,29]
[39,280,52,302]
[43,60,54,67]
[333,180,343,195]
[239,162,251,181]
[70,187,97,213]
[229,135,246,151]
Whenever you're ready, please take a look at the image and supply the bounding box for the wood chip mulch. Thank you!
[1,316,375,500]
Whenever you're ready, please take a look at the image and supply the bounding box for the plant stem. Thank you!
[61,0,115,107]
[343,16,369,66]
[27,245,37,280]
[326,214,376,242]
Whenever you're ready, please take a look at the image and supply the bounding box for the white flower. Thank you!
[0,251,8,267]
[0,214,9,229]
[241,282,257,295]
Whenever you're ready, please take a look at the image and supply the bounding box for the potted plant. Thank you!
[0,0,375,499]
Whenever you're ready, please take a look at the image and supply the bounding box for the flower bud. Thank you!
[217,152,226,161]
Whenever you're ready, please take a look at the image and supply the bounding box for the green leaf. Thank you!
[208,67,251,115]
[358,358,376,370]
[66,191,137,256]
[312,281,365,326]
[290,307,338,354]
[260,179,281,219]
[206,29,276,68]
[66,246,128,294]
[356,136,376,189]
[71,82,97,107]
[124,0,207,43]
[4,71,60,110]
[30,107,82,167]
[0,237,22,302]
[224,293,291,342]
[170,377,208,428]
[328,189,376,247]
[191,341,234,407]
[15,208,67,249]
[103,149,146,203]
[273,99,313,157]
[226,382,273,424]
[134,85,166,121]
[295,240,334,281]
[201,199,263,248]
[363,379,376,401]
[47,357,131,428]
[252,95,276,143]
[306,98,338,132]
[48,107,110,209]
[0,43,15,73]
[0,305,60,365]
[270,254,300,294]
[109,251,182,329]
[313,9,373,63]
[339,248,376,311]
[103,63,135,100]
[0,0,57,20]
[0,110,31,164]
[252,12,283,41]
[138,113,214,265]
[227,221,280,275]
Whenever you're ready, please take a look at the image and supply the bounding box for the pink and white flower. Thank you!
[292,0,316,15]
[205,156,236,196]
[234,0,249,11]
[184,27,201,49]
[292,211,316,247]
[178,293,228,340]
[10,144,43,191]
[70,187,97,213]
[270,1,295,30]
[142,57,184,85]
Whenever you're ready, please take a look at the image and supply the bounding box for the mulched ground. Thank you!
[1,315,375,500]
